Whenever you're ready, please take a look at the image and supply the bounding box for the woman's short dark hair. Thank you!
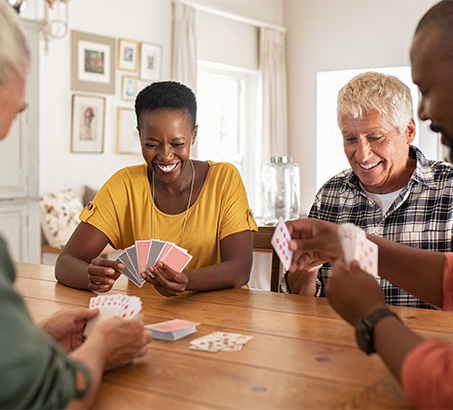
[135,81,197,129]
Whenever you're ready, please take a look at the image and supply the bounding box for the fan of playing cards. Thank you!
[117,239,193,287]
[84,294,142,337]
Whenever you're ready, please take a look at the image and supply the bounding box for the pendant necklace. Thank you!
[151,159,195,247]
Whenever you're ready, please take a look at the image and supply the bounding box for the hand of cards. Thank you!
[117,239,193,287]
[84,294,142,337]
[338,223,378,278]
[271,219,293,271]
[189,331,253,352]
[271,219,378,279]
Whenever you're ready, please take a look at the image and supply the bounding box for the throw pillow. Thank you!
[40,189,83,250]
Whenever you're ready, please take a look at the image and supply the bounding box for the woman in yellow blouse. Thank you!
[55,81,257,297]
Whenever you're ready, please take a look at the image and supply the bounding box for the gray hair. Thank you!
[337,71,413,134]
[0,0,30,84]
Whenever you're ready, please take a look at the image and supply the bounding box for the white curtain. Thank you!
[171,0,198,158]
[259,27,288,162]
[171,1,198,92]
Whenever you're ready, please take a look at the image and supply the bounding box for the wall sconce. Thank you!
[8,0,28,13]
[42,0,69,53]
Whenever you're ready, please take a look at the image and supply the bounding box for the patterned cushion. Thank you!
[40,189,83,249]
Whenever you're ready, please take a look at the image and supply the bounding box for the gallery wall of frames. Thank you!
[70,31,162,155]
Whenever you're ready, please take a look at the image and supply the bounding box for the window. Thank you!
[197,61,261,211]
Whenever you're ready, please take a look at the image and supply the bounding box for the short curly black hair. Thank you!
[135,81,197,129]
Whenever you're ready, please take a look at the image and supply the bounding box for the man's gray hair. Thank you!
[337,71,413,134]
[0,0,29,84]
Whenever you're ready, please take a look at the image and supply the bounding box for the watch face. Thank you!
[355,319,373,354]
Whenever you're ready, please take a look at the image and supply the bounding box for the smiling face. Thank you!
[138,108,197,184]
[341,110,416,194]
[411,26,453,162]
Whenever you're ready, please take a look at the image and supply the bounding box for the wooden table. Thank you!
[14,262,453,409]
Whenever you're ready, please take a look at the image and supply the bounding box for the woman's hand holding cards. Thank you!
[87,257,124,292]
[144,262,189,297]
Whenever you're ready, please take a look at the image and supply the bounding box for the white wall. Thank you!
[35,0,172,197]
[23,0,441,210]
[283,0,439,211]
[23,0,282,198]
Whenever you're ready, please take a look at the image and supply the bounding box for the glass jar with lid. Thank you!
[261,156,300,225]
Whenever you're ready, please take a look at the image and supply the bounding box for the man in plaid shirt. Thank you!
[282,72,453,309]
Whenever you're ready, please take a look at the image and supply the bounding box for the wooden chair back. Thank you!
[253,226,282,292]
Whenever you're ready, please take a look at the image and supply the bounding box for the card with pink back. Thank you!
[148,319,197,332]
[160,246,192,272]
[135,240,151,273]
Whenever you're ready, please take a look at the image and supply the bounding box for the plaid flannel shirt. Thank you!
[285,146,453,309]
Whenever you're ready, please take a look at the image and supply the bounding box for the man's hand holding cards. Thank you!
[84,294,142,337]
[337,223,378,279]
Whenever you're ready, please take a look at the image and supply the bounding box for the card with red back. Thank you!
[271,219,293,271]
[147,319,198,332]
[135,240,151,273]
[160,245,192,272]
[156,242,174,262]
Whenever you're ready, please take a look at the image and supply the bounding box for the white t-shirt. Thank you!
[362,186,403,216]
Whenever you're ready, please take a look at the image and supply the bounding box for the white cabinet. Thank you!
[0,19,41,263]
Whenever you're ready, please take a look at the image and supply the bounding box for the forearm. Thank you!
[55,253,90,290]
[66,341,108,410]
[369,236,445,308]
[373,315,424,381]
[184,259,251,291]
[286,267,319,295]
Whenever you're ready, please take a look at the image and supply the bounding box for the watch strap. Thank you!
[355,307,400,354]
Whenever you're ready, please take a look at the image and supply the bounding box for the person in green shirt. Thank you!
[0,2,152,409]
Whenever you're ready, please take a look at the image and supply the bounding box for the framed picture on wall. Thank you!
[140,42,162,81]
[117,108,141,154]
[71,94,105,153]
[118,38,139,72]
[122,75,137,101]
[71,30,115,94]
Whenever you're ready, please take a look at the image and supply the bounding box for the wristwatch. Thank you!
[355,307,400,355]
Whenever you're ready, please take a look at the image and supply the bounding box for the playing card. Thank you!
[118,251,145,287]
[338,223,378,278]
[148,319,197,332]
[189,331,253,353]
[156,241,174,262]
[84,305,117,337]
[271,219,293,271]
[146,239,166,270]
[125,246,140,275]
[146,319,199,341]
[135,240,151,273]
[160,245,192,272]
[84,294,142,337]
[120,296,142,319]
